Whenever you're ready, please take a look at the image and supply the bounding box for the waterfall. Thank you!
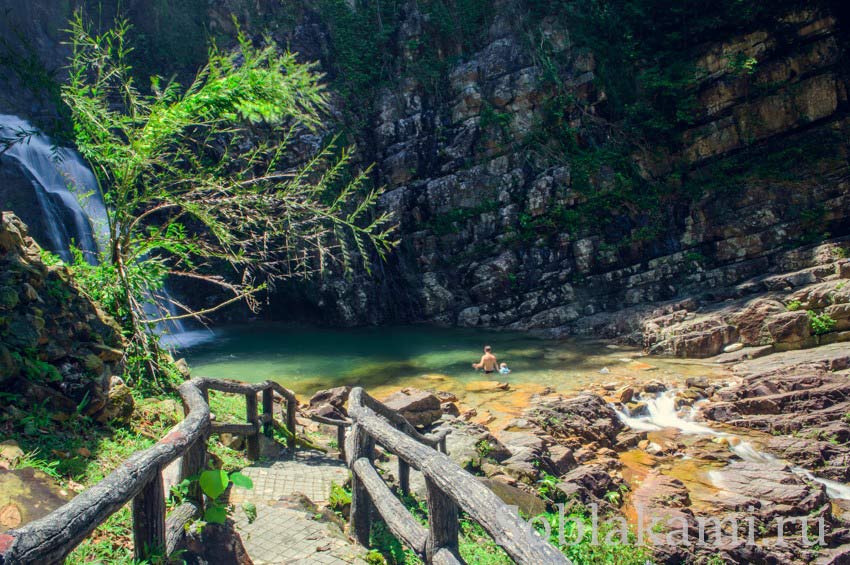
[613,390,850,500]
[0,114,197,344]
[0,114,107,263]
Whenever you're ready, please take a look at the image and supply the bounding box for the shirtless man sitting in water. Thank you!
[472,345,498,374]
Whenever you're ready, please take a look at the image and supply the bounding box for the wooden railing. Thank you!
[0,377,300,565]
[346,387,569,565]
[0,380,569,565]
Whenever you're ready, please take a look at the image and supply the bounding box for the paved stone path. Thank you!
[229,449,368,564]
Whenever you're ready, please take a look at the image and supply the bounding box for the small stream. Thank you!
[613,392,850,500]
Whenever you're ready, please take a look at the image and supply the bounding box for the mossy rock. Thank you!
[0,287,19,310]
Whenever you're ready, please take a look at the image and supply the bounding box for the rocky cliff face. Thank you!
[2,1,849,337]
[305,1,850,334]
[0,213,123,417]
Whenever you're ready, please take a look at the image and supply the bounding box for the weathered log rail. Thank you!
[346,387,570,565]
[0,380,570,565]
[0,377,300,565]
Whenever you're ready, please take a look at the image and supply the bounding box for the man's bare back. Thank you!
[472,346,498,373]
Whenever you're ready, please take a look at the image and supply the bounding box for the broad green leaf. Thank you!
[204,504,227,525]
[199,469,229,500]
[230,472,253,490]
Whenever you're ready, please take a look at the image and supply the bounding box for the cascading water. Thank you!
[0,114,198,343]
[0,114,107,263]
[613,390,850,500]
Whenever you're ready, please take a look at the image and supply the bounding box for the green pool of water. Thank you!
[179,323,716,401]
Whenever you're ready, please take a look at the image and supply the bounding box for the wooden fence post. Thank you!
[182,392,208,507]
[246,393,259,460]
[348,423,375,546]
[399,460,410,496]
[425,477,459,562]
[262,388,274,438]
[286,397,297,452]
[337,424,346,462]
[132,471,166,561]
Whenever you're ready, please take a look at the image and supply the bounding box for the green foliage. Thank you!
[536,472,566,504]
[0,33,72,139]
[14,449,61,479]
[2,392,185,563]
[475,439,494,458]
[317,0,492,123]
[329,481,352,513]
[685,251,707,264]
[243,501,258,524]
[808,311,837,336]
[366,487,649,564]
[61,14,395,387]
[174,468,254,524]
[534,506,651,564]
[726,52,758,76]
[479,102,513,139]
[199,469,231,500]
[425,200,500,236]
[786,300,802,311]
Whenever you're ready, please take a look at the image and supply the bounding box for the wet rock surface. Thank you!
[368,335,850,564]
[0,468,72,532]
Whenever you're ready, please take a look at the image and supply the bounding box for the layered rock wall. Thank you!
[2,1,849,335]
[307,3,850,333]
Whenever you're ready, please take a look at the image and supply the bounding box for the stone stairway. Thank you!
[228,449,368,564]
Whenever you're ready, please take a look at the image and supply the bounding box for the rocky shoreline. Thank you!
[308,340,850,564]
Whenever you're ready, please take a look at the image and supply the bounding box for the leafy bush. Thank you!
[329,482,352,513]
[808,311,837,335]
[786,300,802,311]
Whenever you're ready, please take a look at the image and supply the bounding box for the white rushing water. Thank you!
[0,114,108,263]
[0,114,195,341]
[614,390,850,500]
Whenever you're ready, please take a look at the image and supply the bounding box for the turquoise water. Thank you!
[179,323,714,401]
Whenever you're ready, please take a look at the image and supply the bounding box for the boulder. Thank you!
[95,382,135,424]
[218,433,244,451]
[432,419,510,470]
[309,386,351,410]
[643,380,667,394]
[685,376,710,389]
[498,431,550,483]
[728,298,785,346]
[614,386,634,403]
[525,394,624,449]
[764,310,811,347]
[546,444,577,475]
[556,463,621,503]
[383,388,442,427]
[0,440,23,470]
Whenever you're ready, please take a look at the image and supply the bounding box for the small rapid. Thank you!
[613,390,850,500]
